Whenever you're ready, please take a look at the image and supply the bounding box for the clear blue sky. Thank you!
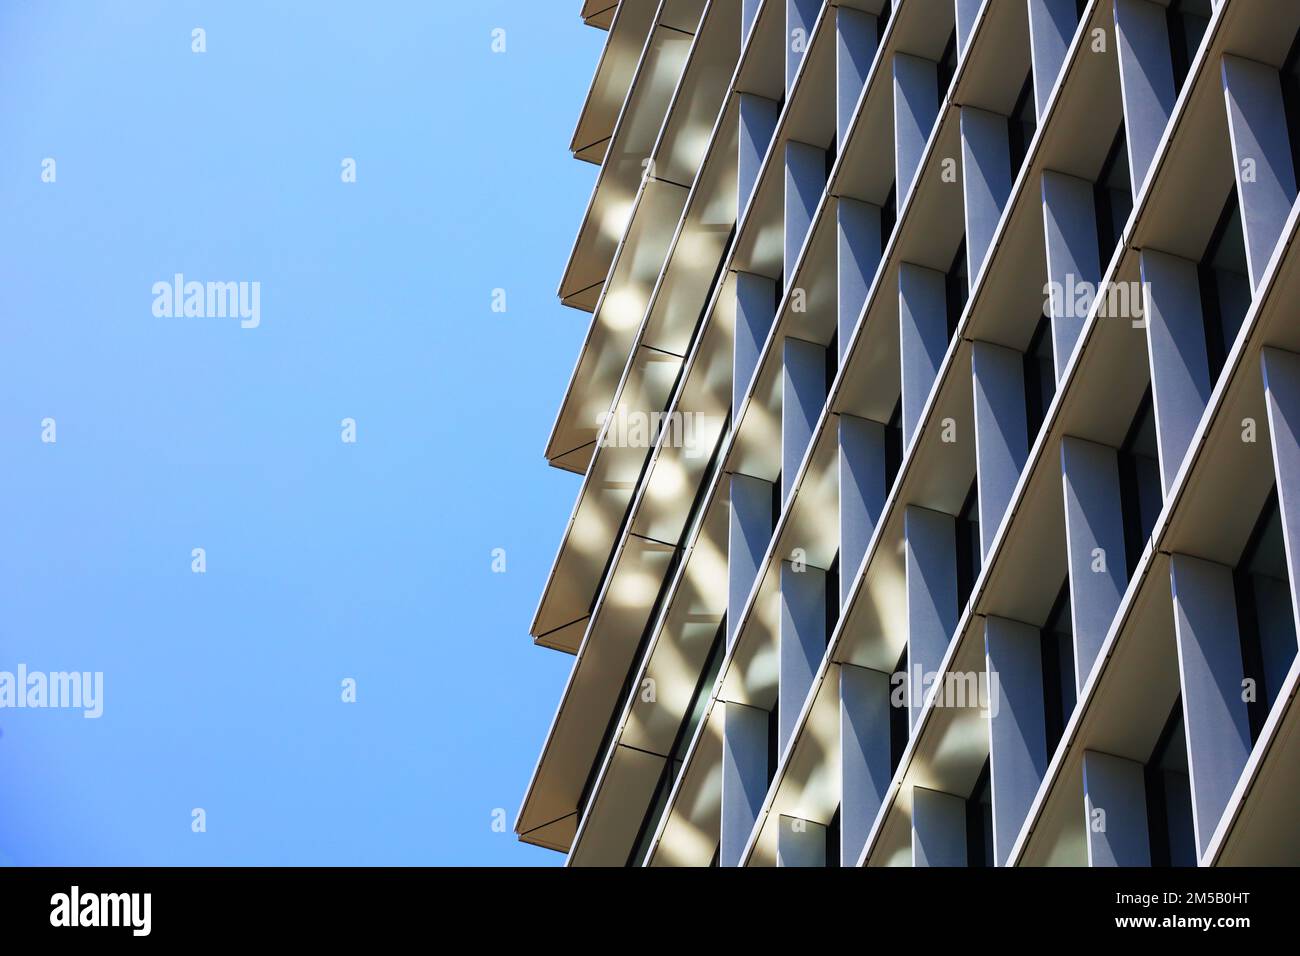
[0,1,601,864]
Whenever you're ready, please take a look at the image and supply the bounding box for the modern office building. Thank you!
[518,0,1300,866]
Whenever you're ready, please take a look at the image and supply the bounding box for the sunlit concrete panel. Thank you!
[961,107,1013,285]
[1261,347,1300,641]
[841,664,891,866]
[780,561,826,752]
[1113,0,1176,198]
[1082,750,1151,866]
[1169,553,1252,860]
[905,505,959,728]
[730,473,775,647]
[1060,436,1128,693]
[786,140,828,279]
[1027,0,1078,119]
[778,814,827,866]
[1221,55,1299,292]
[912,786,966,866]
[893,53,939,213]
[740,92,781,219]
[787,0,821,94]
[721,701,770,866]
[1140,248,1211,495]
[1042,170,1102,381]
[985,616,1048,867]
[837,198,883,360]
[839,414,887,608]
[837,7,879,146]
[783,336,827,503]
[972,341,1029,558]
[899,262,948,450]
[735,272,778,419]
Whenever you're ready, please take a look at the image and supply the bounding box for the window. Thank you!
[1007,73,1036,177]
[1281,24,1300,187]
[1234,489,1299,741]
[937,28,959,97]
[955,479,981,613]
[890,646,909,771]
[965,759,994,867]
[825,551,841,647]
[881,182,898,248]
[825,331,839,396]
[1118,390,1161,579]
[885,397,904,492]
[1040,580,1076,755]
[825,806,842,868]
[878,0,893,33]
[945,239,969,341]
[767,701,780,785]
[1094,125,1133,268]
[1198,193,1251,383]
[1167,0,1211,97]
[1145,703,1196,867]
[1023,314,1056,441]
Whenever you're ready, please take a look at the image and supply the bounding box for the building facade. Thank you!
[518,0,1300,867]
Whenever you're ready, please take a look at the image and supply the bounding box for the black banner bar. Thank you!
[0,866,1279,940]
